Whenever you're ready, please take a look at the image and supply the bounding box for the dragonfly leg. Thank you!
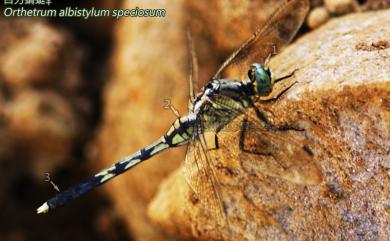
[252,68,298,104]
[258,80,297,104]
[248,94,304,131]
[274,68,298,84]
[253,105,304,132]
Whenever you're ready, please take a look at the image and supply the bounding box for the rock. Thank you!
[3,90,79,176]
[0,18,87,175]
[1,23,65,87]
[0,17,130,241]
[0,18,85,181]
[324,0,358,15]
[307,7,330,29]
[93,1,188,241]
[363,0,390,10]
[0,18,85,94]
[148,9,390,241]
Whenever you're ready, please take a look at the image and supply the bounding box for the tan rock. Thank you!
[307,7,330,29]
[363,0,390,10]
[0,18,86,176]
[148,9,390,241]
[324,0,358,14]
[0,18,85,93]
[4,90,79,175]
[93,0,188,240]
[0,16,126,241]
[1,22,65,87]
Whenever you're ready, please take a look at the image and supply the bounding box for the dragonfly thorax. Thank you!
[192,79,248,114]
[192,63,274,116]
[248,63,274,96]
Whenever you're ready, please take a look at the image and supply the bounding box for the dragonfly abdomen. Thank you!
[164,114,196,146]
[37,115,197,214]
[37,136,170,213]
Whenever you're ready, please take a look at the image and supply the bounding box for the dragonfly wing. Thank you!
[187,29,200,102]
[183,124,226,225]
[209,93,323,185]
[213,0,309,80]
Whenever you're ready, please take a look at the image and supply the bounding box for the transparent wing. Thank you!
[183,123,226,225]
[209,93,323,185]
[187,29,200,103]
[213,0,309,80]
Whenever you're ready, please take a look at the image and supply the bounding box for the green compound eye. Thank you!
[248,63,273,96]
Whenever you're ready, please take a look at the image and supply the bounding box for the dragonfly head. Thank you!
[248,63,273,96]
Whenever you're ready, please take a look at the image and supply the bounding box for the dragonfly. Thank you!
[37,0,321,221]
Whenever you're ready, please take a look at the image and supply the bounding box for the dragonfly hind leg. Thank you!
[253,105,304,132]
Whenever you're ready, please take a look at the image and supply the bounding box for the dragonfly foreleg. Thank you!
[258,80,297,104]
[274,68,298,84]
[256,68,298,104]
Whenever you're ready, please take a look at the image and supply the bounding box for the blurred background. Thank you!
[0,0,388,241]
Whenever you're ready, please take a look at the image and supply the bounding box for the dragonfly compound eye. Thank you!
[249,63,273,96]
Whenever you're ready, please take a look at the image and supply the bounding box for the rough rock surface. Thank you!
[0,20,87,217]
[0,17,129,241]
[0,18,85,176]
[148,9,390,241]
[93,1,188,241]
